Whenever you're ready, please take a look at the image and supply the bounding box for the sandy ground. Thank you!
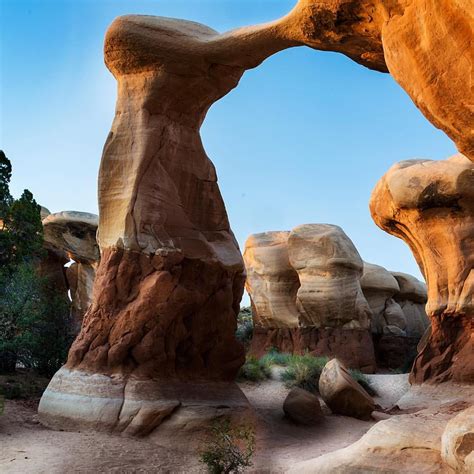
[0,374,409,473]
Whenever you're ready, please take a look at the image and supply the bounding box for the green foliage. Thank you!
[0,263,72,377]
[199,418,255,474]
[0,150,13,219]
[7,189,44,264]
[0,154,43,268]
[237,355,271,382]
[235,306,253,346]
[0,151,72,377]
[260,348,291,366]
[281,354,329,393]
[349,369,377,396]
[0,371,49,400]
[0,393,3,416]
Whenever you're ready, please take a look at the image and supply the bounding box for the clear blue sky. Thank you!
[1,0,456,291]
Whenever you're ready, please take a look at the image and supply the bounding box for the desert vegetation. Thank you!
[0,151,72,396]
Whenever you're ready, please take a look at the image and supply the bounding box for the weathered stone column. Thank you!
[38,15,301,435]
[370,154,474,383]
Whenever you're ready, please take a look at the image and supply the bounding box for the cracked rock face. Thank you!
[370,154,474,384]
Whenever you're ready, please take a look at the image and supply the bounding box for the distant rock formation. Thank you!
[244,232,299,328]
[370,154,474,384]
[361,262,429,369]
[42,211,99,332]
[42,211,99,263]
[289,224,371,330]
[244,225,376,372]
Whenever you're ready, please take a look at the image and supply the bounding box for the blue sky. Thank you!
[1,0,457,290]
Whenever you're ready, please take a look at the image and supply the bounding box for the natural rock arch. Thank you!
[39,0,473,434]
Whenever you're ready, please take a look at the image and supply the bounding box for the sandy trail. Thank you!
[0,374,409,473]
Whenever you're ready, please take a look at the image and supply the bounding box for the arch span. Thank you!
[39,1,473,435]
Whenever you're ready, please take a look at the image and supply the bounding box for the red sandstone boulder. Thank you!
[318,359,374,420]
[283,387,323,425]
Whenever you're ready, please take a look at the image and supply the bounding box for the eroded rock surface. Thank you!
[370,154,474,384]
[361,262,429,369]
[243,231,299,328]
[288,224,371,330]
[290,384,474,473]
[283,387,323,426]
[245,226,376,371]
[391,271,429,337]
[42,211,99,263]
[42,211,100,331]
[442,405,474,473]
[66,262,97,333]
[318,359,375,420]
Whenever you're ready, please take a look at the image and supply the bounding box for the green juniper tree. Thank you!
[0,151,71,376]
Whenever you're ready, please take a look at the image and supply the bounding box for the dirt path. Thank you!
[0,374,409,473]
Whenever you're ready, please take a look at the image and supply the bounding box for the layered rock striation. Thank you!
[370,154,474,383]
[243,232,299,329]
[244,225,376,372]
[39,0,473,435]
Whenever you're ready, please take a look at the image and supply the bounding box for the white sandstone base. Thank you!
[39,367,253,438]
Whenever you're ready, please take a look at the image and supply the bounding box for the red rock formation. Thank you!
[245,225,376,372]
[39,0,473,434]
[286,0,474,160]
[250,327,376,373]
[39,15,298,434]
[370,154,474,384]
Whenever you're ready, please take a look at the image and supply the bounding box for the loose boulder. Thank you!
[318,359,374,419]
[283,387,323,425]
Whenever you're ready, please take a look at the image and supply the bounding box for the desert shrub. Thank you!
[0,371,49,399]
[199,418,255,474]
[260,348,291,366]
[0,262,72,377]
[349,369,377,396]
[235,307,253,346]
[238,355,271,382]
[281,354,329,393]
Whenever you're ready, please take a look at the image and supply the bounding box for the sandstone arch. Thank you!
[40,1,473,433]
